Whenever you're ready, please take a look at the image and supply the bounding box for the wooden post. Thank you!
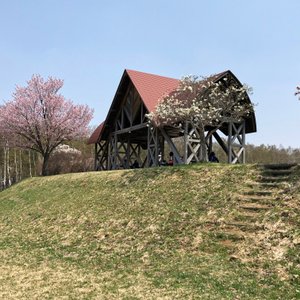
[208,135,213,156]
[147,126,159,167]
[160,128,183,164]
[183,121,188,164]
[158,134,165,165]
[227,121,246,164]
[94,143,98,170]
[242,120,246,163]
[107,135,112,170]
[228,122,232,163]
[183,123,202,164]
[126,137,131,169]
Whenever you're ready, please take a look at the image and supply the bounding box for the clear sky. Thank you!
[0,0,299,147]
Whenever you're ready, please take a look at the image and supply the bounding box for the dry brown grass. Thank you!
[0,164,299,299]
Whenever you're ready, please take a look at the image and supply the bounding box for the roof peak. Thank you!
[125,69,179,81]
[125,69,233,82]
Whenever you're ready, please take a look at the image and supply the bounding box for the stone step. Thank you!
[238,196,276,204]
[223,221,263,232]
[259,176,290,183]
[257,182,283,188]
[246,182,284,190]
[234,212,260,222]
[261,163,297,170]
[239,203,270,211]
[263,169,293,176]
[244,190,273,196]
[237,211,259,217]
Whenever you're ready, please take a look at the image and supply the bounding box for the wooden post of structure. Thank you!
[147,126,159,167]
[208,135,213,156]
[183,121,188,164]
[242,120,246,163]
[105,141,109,170]
[113,133,118,169]
[160,128,183,165]
[94,143,98,170]
[147,126,151,167]
[107,135,112,170]
[126,136,131,169]
[158,135,165,164]
[228,122,232,164]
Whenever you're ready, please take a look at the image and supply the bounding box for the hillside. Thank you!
[0,164,299,299]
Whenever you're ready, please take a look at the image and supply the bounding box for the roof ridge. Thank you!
[125,69,179,81]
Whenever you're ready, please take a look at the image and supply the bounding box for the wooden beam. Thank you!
[213,132,228,155]
[160,128,183,164]
[113,123,148,135]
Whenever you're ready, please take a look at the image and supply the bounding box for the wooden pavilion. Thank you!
[88,69,256,170]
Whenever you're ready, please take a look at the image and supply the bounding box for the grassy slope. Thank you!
[0,164,299,299]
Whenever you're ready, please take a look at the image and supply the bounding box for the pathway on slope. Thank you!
[216,163,297,255]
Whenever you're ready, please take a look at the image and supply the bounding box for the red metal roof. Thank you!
[126,69,179,113]
[87,122,104,144]
[88,70,180,144]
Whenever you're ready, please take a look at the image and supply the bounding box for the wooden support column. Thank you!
[183,121,188,164]
[160,128,183,164]
[94,140,109,171]
[228,122,233,163]
[242,121,246,163]
[125,136,131,168]
[147,126,159,167]
[108,133,118,169]
[128,143,143,167]
[107,135,112,170]
[207,134,213,156]
[94,143,98,170]
[213,131,228,155]
[183,122,202,164]
[227,120,246,164]
[158,134,165,164]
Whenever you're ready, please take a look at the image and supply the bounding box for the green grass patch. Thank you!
[0,164,299,299]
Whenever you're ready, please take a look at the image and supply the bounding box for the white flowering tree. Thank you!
[147,75,254,162]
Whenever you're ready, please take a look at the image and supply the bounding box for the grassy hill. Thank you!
[0,164,299,299]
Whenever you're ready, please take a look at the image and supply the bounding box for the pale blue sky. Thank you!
[0,1,299,147]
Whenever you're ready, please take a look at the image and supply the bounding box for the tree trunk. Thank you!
[199,127,208,162]
[14,148,18,184]
[19,149,22,181]
[32,151,36,176]
[42,153,50,176]
[28,150,32,177]
[3,145,6,188]
[6,142,11,187]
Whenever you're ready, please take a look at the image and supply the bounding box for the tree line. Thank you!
[0,138,94,190]
[2,138,300,190]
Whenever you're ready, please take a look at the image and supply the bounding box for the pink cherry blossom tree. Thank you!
[147,75,254,162]
[0,75,93,175]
